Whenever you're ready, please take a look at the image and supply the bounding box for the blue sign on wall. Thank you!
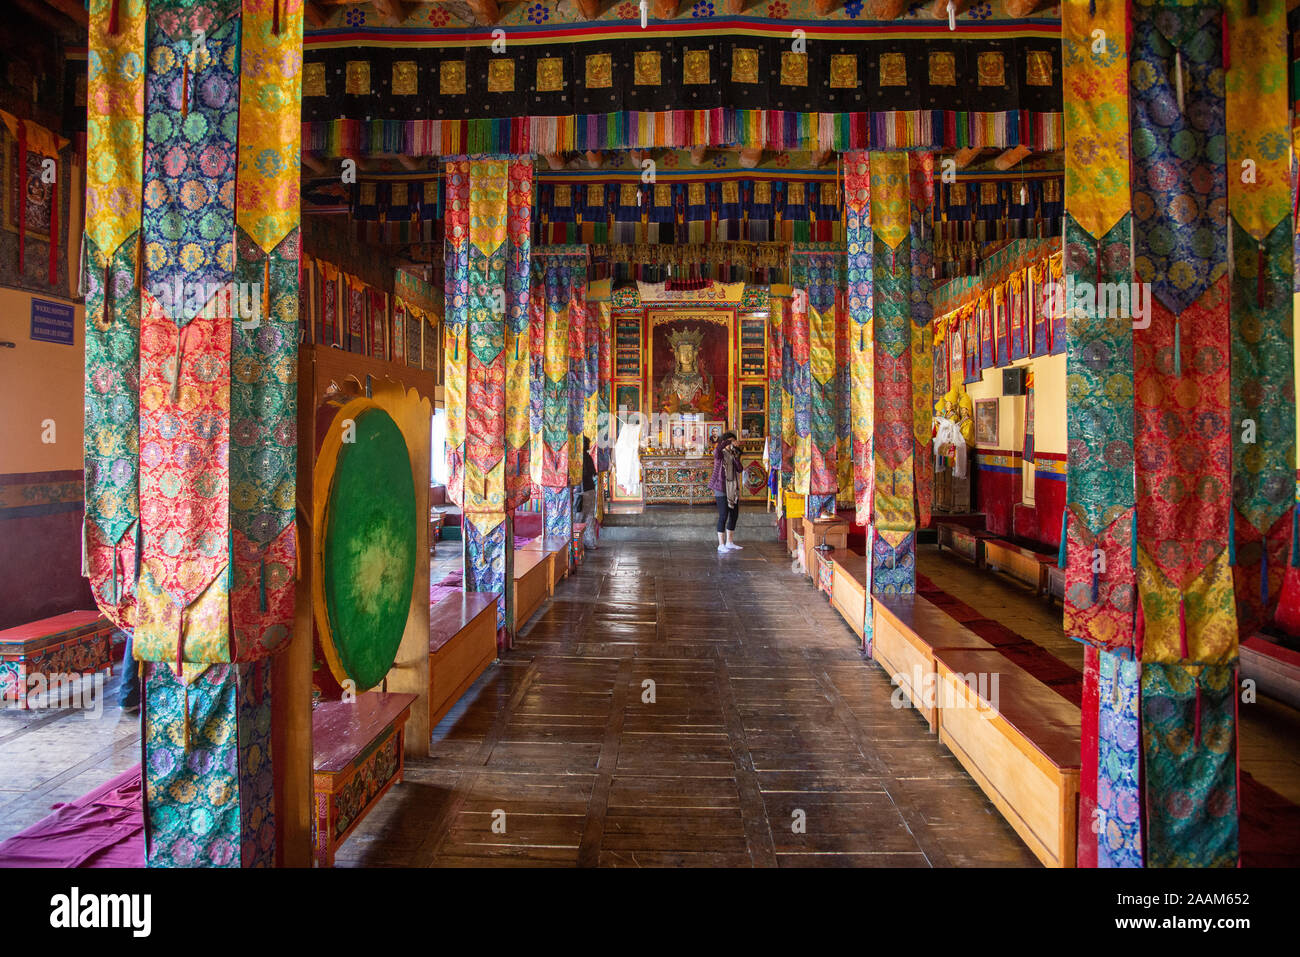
[30,298,75,346]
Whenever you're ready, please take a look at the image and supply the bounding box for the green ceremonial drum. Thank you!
[313,398,417,693]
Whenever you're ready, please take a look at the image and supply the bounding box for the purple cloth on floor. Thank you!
[0,766,144,868]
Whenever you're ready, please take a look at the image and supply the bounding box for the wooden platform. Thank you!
[519,534,570,594]
[513,548,551,631]
[428,591,499,735]
[0,611,115,709]
[1242,636,1300,712]
[312,691,417,867]
[982,538,1055,593]
[935,522,994,566]
[871,595,994,731]
[934,649,1080,869]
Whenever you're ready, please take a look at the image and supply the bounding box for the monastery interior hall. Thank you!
[4,0,1300,887]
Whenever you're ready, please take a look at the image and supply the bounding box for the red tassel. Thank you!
[181,59,190,118]
[273,0,281,35]
[1133,586,1145,660]
[107,0,120,35]
[1178,598,1188,659]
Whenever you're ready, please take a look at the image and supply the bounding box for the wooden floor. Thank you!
[340,539,1041,867]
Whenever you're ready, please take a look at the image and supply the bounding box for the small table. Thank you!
[429,507,447,556]
[0,611,115,709]
[935,523,995,567]
[312,691,417,867]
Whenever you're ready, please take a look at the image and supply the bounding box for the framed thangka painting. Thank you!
[975,398,998,446]
[649,311,732,423]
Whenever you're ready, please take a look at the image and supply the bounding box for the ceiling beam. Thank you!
[575,0,602,17]
[723,0,746,12]
[39,0,88,27]
[993,145,1032,170]
[542,153,567,171]
[689,146,707,167]
[738,147,762,169]
[952,147,981,169]
[304,1,329,27]
[1003,0,1042,15]
[654,0,679,18]
[809,148,832,168]
[930,0,967,24]
[866,0,906,17]
[464,0,501,26]
[371,0,408,25]
[812,0,839,13]
[584,150,603,169]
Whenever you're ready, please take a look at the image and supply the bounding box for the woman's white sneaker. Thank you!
[725,542,743,550]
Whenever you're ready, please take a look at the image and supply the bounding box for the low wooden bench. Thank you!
[1241,635,1300,711]
[312,691,417,867]
[982,537,1055,592]
[513,548,551,630]
[428,591,499,732]
[935,522,995,566]
[1038,560,1066,606]
[933,648,1081,868]
[0,611,116,709]
[871,595,994,730]
[519,534,570,594]
[829,551,868,640]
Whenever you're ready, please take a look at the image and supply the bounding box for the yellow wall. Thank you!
[0,287,85,474]
[965,351,1066,454]
[1,163,84,476]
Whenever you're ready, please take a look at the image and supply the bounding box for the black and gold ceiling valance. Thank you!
[301,35,1062,157]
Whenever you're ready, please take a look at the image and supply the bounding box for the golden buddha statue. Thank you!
[657,327,717,415]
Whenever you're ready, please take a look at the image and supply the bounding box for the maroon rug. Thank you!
[915,571,1300,864]
[915,572,1083,705]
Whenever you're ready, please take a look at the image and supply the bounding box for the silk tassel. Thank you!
[1174,51,1184,114]
[1261,545,1269,607]
[272,0,281,34]
[80,516,90,578]
[1090,568,1099,605]
[182,682,190,753]
[107,0,120,34]
[1228,508,1236,565]
[1178,598,1188,659]
[1057,508,1068,569]
[259,554,268,612]
[181,58,190,119]
[1193,682,1202,748]
[135,520,142,581]
[1291,506,1299,567]
[1257,246,1266,308]
[263,256,271,324]
[1173,319,1181,377]
[169,330,184,404]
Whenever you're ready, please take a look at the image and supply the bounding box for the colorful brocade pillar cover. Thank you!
[1062,0,1139,868]
[83,0,302,867]
[787,279,812,498]
[1131,0,1238,868]
[909,156,936,532]
[868,152,918,599]
[444,157,533,634]
[790,246,844,516]
[530,247,588,555]
[594,301,612,474]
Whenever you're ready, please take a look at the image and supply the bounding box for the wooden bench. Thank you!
[1241,635,1300,711]
[519,534,570,594]
[871,595,994,730]
[1038,560,1066,606]
[0,611,116,709]
[933,648,1081,868]
[829,551,868,640]
[312,691,417,867]
[428,591,499,733]
[513,547,551,630]
[935,522,994,566]
[982,537,1054,592]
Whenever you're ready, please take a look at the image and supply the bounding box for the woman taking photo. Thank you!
[709,431,745,552]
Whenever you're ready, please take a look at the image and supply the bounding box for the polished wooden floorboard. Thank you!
[339,539,1041,867]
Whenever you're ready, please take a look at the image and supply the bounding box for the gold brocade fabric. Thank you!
[488,59,515,93]
[85,0,145,259]
[392,61,417,95]
[585,53,612,88]
[537,57,564,92]
[780,52,808,87]
[440,60,466,95]
[830,55,857,89]
[683,50,710,85]
[1063,0,1131,240]
[634,51,661,86]
[731,49,758,85]
[928,52,955,86]
[345,60,369,95]
[1224,0,1290,241]
[869,152,910,251]
[977,52,1005,86]
[879,53,907,87]
[237,3,303,253]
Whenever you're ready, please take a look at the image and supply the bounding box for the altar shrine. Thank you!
[1,0,1299,886]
